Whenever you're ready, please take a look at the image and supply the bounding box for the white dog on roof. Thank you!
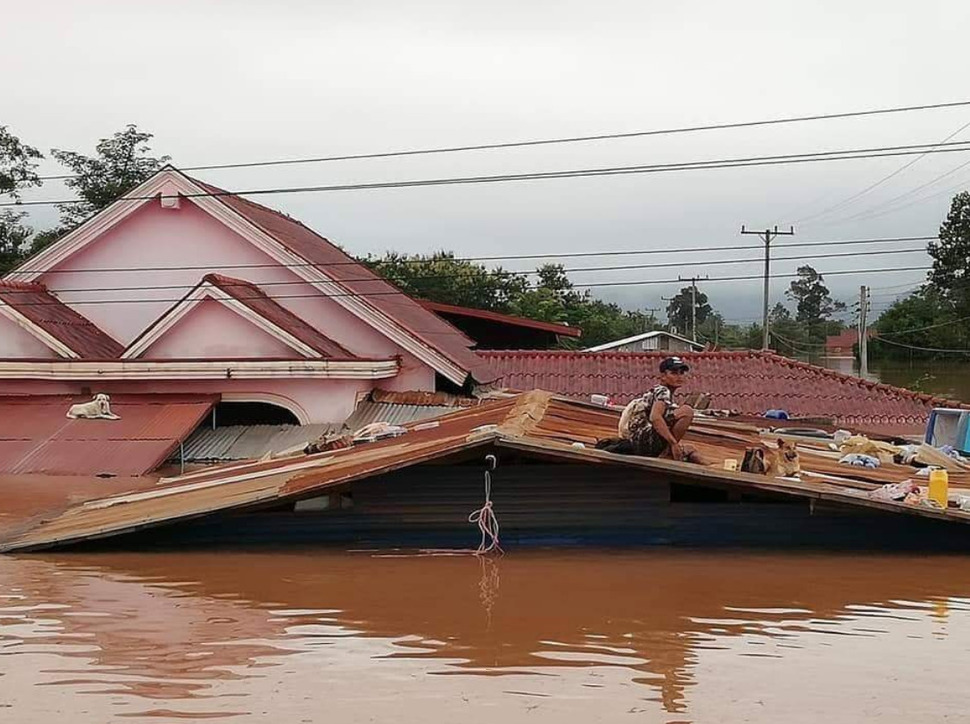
[67,393,121,420]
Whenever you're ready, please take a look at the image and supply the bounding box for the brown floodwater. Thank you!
[2,549,970,722]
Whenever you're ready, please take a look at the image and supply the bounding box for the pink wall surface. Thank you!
[0,377,376,424]
[38,200,430,371]
[140,298,298,360]
[0,316,59,359]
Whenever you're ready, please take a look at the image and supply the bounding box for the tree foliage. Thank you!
[928,191,970,319]
[41,125,169,248]
[664,286,711,337]
[786,265,844,325]
[0,126,43,274]
[362,253,660,347]
[871,286,967,358]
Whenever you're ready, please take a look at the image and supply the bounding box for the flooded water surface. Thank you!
[3,549,970,723]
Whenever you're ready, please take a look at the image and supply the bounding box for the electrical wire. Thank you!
[43,246,930,296]
[794,117,970,225]
[4,265,932,308]
[875,315,970,337]
[9,141,970,209]
[8,234,938,276]
[35,99,970,182]
[872,336,970,354]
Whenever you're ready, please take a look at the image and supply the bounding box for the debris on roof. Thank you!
[3,390,970,553]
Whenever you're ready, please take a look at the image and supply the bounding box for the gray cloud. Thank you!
[4,0,969,321]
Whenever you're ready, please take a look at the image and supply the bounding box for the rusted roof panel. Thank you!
[0,281,124,359]
[0,394,216,477]
[5,390,970,553]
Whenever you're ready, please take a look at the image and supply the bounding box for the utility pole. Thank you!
[740,225,795,350]
[859,285,870,377]
[641,307,661,333]
[660,296,676,334]
[678,275,709,342]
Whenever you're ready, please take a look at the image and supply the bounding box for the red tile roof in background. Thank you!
[418,300,583,338]
[202,274,355,358]
[480,350,969,434]
[825,328,867,352]
[0,281,124,359]
[0,394,217,476]
[192,175,497,384]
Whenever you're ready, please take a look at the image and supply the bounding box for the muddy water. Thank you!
[3,550,970,723]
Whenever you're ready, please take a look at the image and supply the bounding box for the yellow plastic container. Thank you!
[929,469,949,508]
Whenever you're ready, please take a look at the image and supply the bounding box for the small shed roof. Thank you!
[585,330,704,352]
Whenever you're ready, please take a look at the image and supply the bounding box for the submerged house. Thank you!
[0,166,498,434]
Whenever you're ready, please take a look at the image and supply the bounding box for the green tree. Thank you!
[665,286,711,338]
[363,251,528,310]
[928,191,970,319]
[362,253,661,348]
[38,124,169,251]
[785,265,845,341]
[871,286,967,358]
[0,126,43,274]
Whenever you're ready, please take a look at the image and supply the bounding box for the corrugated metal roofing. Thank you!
[181,399,464,462]
[0,394,216,476]
[6,390,970,553]
[344,400,462,429]
[181,423,344,462]
[481,350,970,434]
[0,281,124,359]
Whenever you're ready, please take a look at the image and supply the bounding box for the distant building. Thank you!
[417,300,581,350]
[585,330,704,354]
[825,328,868,357]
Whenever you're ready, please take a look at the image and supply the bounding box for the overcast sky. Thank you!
[4,0,970,322]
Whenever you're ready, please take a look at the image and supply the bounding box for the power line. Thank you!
[42,246,930,296]
[9,234,938,276]
[34,99,970,182]
[9,140,970,209]
[876,314,970,337]
[815,156,970,226]
[794,117,970,225]
[6,265,931,309]
[872,335,970,355]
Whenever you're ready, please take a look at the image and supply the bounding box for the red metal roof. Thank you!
[480,350,969,434]
[0,394,217,476]
[418,300,582,338]
[0,281,124,359]
[202,274,354,358]
[189,175,497,384]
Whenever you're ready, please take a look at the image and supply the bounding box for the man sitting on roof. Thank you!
[616,356,704,464]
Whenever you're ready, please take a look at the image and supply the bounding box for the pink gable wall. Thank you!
[38,200,421,365]
[13,195,448,421]
[0,314,60,359]
[138,298,299,360]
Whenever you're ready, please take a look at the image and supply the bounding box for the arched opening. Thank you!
[212,401,300,427]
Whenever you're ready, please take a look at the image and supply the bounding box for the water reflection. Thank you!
[3,550,970,722]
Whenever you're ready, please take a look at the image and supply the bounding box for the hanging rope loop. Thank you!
[468,454,502,555]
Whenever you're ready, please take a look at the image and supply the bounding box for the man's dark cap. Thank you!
[660,356,690,373]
